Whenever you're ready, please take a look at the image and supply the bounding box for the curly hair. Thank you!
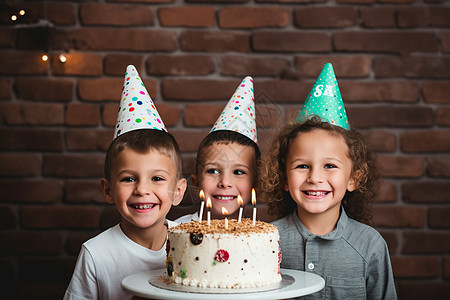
[259,116,379,225]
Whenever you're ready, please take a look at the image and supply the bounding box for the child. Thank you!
[260,63,397,299]
[64,66,187,300]
[175,77,260,222]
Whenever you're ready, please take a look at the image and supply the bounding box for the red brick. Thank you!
[66,232,98,255]
[253,31,331,52]
[334,32,438,55]
[445,257,450,279]
[0,2,44,25]
[43,154,104,178]
[101,206,121,229]
[181,31,250,52]
[74,28,177,51]
[423,82,450,103]
[16,27,50,50]
[295,7,357,28]
[108,0,174,2]
[341,81,419,103]
[336,0,375,3]
[147,55,214,75]
[0,179,62,204]
[0,103,63,125]
[375,180,397,203]
[0,28,14,48]
[347,106,433,129]
[391,256,440,278]
[65,180,105,204]
[162,78,240,101]
[103,103,118,127]
[160,7,215,27]
[219,7,289,29]
[398,7,450,28]
[0,206,16,229]
[158,103,181,127]
[403,231,450,254]
[360,7,396,28]
[81,3,154,26]
[221,55,290,77]
[441,32,450,53]
[402,181,450,204]
[427,156,450,177]
[170,130,209,152]
[0,153,41,177]
[66,103,100,126]
[66,129,111,152]
[22,206,100,229]
[429,207,450,229]
[0,52,48,75]
[181,155,196,177]
[47,2,77,25]
[15,78,74,102]
[398,281,450,300]
[363,130,396,153]
[256,104,282,128]
[0,128,63,151]
[374,56,450,79]
[78,78,123,102]
[378,155,425,178]
[19,258,76,283]
[379,231,398,254]
[184,104,224,127]
[372,206,425,228]
[437,107,450,126]
[0,232,62,255]
[51,53,102,76]
[0,79,11,100]
[401,131,450,152]
[295,56,371,78]
[104,54,143,76]
[256,79,311,104]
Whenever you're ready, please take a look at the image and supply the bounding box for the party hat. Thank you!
[210,76,257,143]
[296,63,349,130]
[114,65,167,139]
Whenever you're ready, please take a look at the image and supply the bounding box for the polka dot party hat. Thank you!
[296,63,350,130]
[210,76,257,143]
[114,65,167,139]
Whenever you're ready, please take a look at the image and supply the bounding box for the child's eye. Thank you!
[234,169,246,175]
[152,176,165,182]
[295,164,309,169]
[206,169,219,175]
[120,177,135,182]
[325,164,337,169]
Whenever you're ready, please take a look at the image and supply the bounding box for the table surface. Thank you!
[122,268,325,300]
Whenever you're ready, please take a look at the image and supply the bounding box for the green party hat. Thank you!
[296,63,349,130]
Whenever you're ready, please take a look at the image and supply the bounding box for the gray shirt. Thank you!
[272,208,397,299]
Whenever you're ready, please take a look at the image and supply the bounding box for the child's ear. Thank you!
[101,178,114,204]
[347,170,362,192]
[172,178,187,206]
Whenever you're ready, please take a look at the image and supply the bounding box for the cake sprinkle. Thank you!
[170,218,277,235]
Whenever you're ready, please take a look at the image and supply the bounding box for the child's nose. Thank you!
[218,173,232,188]
[134,181,151,195]
[307,168,324,183]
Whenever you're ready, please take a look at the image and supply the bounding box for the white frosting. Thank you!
[167,220,281,289]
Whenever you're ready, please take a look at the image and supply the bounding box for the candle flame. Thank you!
[222,207,228,215]
[206,197,212,208]
[199,189,205,200]
[251,188,256,205]
[237,194,243,206]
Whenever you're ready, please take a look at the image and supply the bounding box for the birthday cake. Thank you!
[166,219,281,288]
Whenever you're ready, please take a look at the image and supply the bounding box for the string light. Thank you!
[41,54,48,62]
[11,15,17,21]
[19,10,25,16]
[59,54,67,63]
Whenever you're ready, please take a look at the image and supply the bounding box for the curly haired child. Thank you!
[260,63,397,299]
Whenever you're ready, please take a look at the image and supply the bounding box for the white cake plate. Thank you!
[122,268,325,300]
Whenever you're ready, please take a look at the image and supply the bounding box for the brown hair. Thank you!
[259,116,379,224]
[104,129,182,181]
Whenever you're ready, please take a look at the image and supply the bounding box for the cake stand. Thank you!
[122,268,325,300]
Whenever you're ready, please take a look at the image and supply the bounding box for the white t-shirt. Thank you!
[64,221,176,300]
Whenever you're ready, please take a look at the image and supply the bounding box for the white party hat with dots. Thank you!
[114,65,167,139]
[210,76,257,143]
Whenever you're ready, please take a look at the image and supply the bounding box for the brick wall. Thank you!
[1,0,449,299]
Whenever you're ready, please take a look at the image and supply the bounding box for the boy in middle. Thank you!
[175,76,260,223]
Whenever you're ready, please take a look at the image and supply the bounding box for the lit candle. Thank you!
[252,188,257,225]
[237,195,243,222]
[198,190,205,222]
[222,207,229,229]
[206,197,212,226]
